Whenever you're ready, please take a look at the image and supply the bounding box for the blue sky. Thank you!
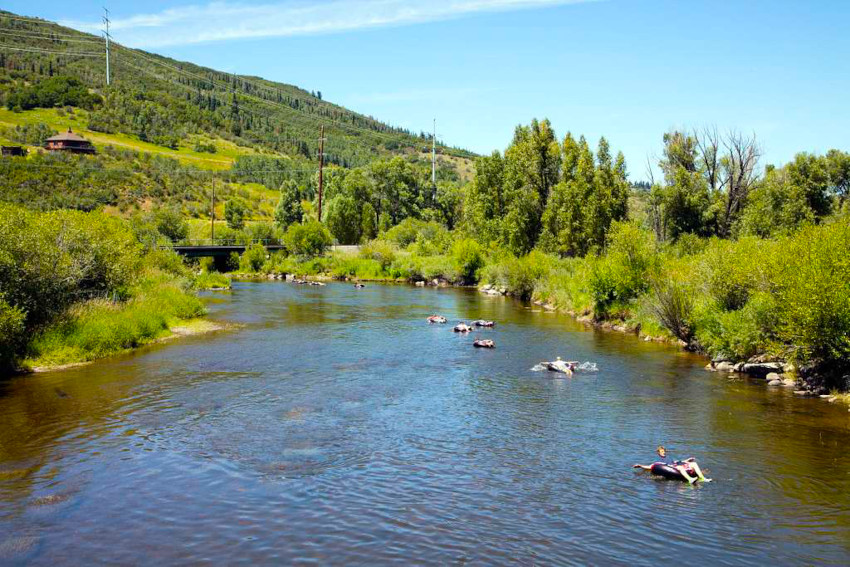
[5,0,849,180]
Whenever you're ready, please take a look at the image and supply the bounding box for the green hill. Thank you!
[0,10,472,167]
[0,10,475,226]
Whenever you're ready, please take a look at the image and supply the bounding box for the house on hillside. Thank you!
[1,146,26,157]
[44,129,96,154]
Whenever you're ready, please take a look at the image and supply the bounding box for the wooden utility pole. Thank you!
[317,125,325,222]
[211,178,216,242]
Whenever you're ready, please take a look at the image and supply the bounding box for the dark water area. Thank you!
[1,281,849,565]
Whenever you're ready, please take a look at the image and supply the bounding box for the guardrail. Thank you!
[168,239,283,247]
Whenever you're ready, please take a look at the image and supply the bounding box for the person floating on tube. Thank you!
[633,445,711,484]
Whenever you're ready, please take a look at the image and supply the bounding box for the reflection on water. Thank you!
[1,281,849,564]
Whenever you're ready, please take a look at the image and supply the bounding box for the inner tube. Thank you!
[650,462,695,482]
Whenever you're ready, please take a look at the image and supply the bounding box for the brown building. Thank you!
[44,129,96,154]
[1,146,26,157]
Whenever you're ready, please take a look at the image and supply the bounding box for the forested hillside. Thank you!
[0,10,471,166]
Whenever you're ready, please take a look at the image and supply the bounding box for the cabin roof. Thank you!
[45,128,90,143]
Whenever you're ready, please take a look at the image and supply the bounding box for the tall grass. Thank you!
[26,271,205,367]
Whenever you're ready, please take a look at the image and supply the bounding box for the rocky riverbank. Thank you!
[478,284,842,402]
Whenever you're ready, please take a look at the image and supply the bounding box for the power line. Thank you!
[0,30,102,43]
[0,44,102,57]
[0,25,99,39]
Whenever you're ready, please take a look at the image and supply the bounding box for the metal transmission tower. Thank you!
[317,125,326,222]
[102,7,111,86]
[432,118,436,187]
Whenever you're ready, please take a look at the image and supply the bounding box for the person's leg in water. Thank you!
[689,462,711,482]
[675,465,698,484]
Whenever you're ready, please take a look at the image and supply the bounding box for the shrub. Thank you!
[283,221,332,257]
[225,198,247,230]
[481,250,555,300]
[696,237,774,311]
[382,218,449,250]
[645,277,694,343]
[244,222,280,245]
[451,238,485,284]
[772,222,850,379]
[154,207,189,242]
[420,256,459,282]
[590,222,657,318]
[359,240,397,270]
[240,244,267,272]
[0,296,25,370]
[6,76,102,111]
[193,141,217,153]
[694,292,780,361]
[0,204,141,330]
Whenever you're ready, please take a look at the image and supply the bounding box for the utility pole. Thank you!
[317,125,325,222]
[102,7,111,86]
[211,177,216,242]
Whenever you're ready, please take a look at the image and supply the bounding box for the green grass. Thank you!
[0,107,267,170]
[193,271,231,290]
[25,271,205,368]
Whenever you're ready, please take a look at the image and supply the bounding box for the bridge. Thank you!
[167,240,360,270]
[170,239,286,258]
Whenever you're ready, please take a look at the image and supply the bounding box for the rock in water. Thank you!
[741,362,784,378]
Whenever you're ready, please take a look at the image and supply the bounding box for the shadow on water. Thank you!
[0,280,849,565]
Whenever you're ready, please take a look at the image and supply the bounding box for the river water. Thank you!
[1,281,849,565]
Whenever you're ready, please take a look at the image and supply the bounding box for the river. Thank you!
[1,281,849,565]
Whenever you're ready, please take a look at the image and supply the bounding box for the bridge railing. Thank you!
[169,238,284,248]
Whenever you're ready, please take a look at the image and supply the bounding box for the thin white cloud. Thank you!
[62,0,595,48]
[347,86,500,104]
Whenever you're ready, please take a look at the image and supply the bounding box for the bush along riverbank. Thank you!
[225,217,850,396]
[477,220,850,396]
[0,204,227,374]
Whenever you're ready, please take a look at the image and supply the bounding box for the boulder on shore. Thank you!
[741,362,784,378]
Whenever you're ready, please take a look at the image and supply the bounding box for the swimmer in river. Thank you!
[542,357,577,375]
[633,445,711,484]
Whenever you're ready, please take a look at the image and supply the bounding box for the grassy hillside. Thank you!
[0,10,474,167]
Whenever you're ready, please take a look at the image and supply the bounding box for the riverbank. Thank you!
[0,203,234,375]
[26,318,229,373]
